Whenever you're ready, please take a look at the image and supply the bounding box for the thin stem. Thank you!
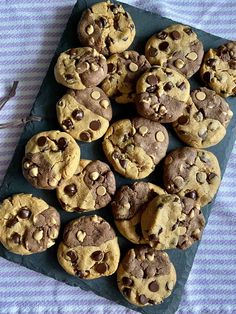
[0,81,19,111]
[0,115,42,129]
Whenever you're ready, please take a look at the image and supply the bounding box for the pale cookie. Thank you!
[112,182,165,244]
[163,147,221,207]
[54,47,107,90]
[56,88,112,142]
[101,51,150,104]
[117,246,176,306]
[141,194,205,250]
[0,194,60,255]
[173,87,233,148]
[136,66,190,123]
[145,24,204,78]
[102,117,169,179]
[57,215,120,279]
[22,131,80,190]
[78,2,135,56]
[200,41,236,97]
[57,160,116,212]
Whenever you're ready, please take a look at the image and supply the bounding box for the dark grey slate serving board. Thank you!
[0,1,235,313]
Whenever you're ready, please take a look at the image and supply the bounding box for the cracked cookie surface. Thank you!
[117,246,176,306]
[145,24,204,78]
[78,1,135,56]
[0,194,60,255]
[57,215,120,279]
[112,182,165,244]
[163,147,221,207]
[22,130,80,190]
[57,159,116,213]
[56,88,112,142]
[102,117,169,179]
[141,194,205,250]
[173,87,233,148]
[54,47,107,90]
[136,66,190,123]
[200,41,236,97]
[101,51,150,103]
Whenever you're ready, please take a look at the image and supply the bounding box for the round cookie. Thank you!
[54,47,107,90]
[173,87,233,148]
[56,88,112,142]
[141,194,205,250]
[136,66,190,123]
[0,194,60,255]
[57,215,120,279]
[200,41,236,97]
[163,147,221,207]
[78,2,135,56]
[102,117,169,179]
[22,130,80,190]
[112,182,165,244]
[57,159,116,213]
[101,51,150,104]
[117,246,176,306]
[145,24,204,78]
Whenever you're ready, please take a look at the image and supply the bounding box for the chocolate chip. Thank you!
[185,190,198,200]
[37,136,47,146]
[149,300,156,305]
[135,223,143,237]
[184,28,193,35]
[146,85,157,93]
[177,82,186,90]
[171,222,179,231]
[11,232,21,244]
[123,288,131,298]
[72,109,84,121]
[57,137,68,151]
[229,60,236,70]
[89,120,101,131]
[62,118,73,130]
[119,159,127,168]
[64,184,77,196]
[75,270,84,278]
[164,82,173,91]
[199,154,209,163]
[149,47,158,57]
[94,262,107,274]
[107,63,115,73]
[178,115,189,125]
[146,75,158,85]
[66,250,78,262]
[139,294,148,305]
[80,131,91,141]
[149,234,159,241]
[148,281,159,292]
[6,217,18,228]
[202,71,212,83]
[91,250,104,261]
[122,277,133,286]
[206,58,217,68]
[207,172,217,183]
[156,31,167,39]
[65,74,73,80]
[96,17,107,28]
[170,30,181,40]
[18,207,31,219]
[159,41,169,51]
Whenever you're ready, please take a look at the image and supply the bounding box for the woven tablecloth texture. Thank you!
[0,0,236,313]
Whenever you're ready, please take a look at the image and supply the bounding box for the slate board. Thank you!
[0,1,235,313]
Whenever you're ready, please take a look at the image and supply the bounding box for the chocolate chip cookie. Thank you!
[173,87,233,148]
[0,194,60,255]
[145,24,204,78]
[22,131,80,190]
[57,215,120,279]
[117,246,176,306]
[78,2,135,56]
[57,160,116,213]
[112,182,165,244]
[102,117,169,179]
[101,51,150,104]
[54,47,107,90]
[141,194,205,250]
[136,66,190,123]
[200,41,236,97]
[56,88,112,142]
[163,147,221,207]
